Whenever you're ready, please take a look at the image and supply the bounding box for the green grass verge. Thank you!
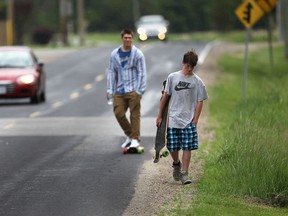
[169,30,279,43]
[26,30,278,48]
[86,30,278,44]
[162,45,288,215]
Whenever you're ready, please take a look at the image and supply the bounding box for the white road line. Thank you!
[84,83,92,90]
[4,123,14,129]
[95,74,105,82]
[198,41,220,65]
[52,101,63,108]
[70,92,80,99]
[30,112,41,118]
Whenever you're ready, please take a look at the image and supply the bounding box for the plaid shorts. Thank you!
[166,123,198,152]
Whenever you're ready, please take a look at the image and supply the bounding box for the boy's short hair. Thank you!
[183,49,198,67]
[121,28,134,38]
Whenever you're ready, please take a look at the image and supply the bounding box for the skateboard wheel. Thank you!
[137,147,144,153]
[123,148,129,154]
[160,150,169,157]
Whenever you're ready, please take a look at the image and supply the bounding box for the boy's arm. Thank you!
[136,54,147,95]
[193,101,203,126]
[156,92,169,127]
[107,54,116,95]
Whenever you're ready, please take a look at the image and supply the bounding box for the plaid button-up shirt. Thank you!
[107,45,147,95]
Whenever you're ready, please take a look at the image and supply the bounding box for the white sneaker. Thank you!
[130,139,140,148]
[121,137,131,148]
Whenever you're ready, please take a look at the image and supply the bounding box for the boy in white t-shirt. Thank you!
[156,49,208,184]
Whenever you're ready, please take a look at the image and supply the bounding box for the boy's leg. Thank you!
[182,150,191,172]
[181,123,196,172]
[128,91,141,141]
[170,151,180,164]
[167,128,181,181]
[179,124,194,184]
[180,150,192,184]
[113,94,131,137]
[170,151,181,181]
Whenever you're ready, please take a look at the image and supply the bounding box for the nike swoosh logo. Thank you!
[174,86,190,91]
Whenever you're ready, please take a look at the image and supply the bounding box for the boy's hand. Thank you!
[156,116,162,127]
[192,120,198,127]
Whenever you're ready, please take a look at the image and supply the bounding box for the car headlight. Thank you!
[17,74,36,84]
[158,26,167,34]
[137,27,146,35]
[158,33,166,40]
[139,34,148,41]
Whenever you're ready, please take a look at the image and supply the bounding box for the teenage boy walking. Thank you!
[107,28,147,148]
[156,49,208,184]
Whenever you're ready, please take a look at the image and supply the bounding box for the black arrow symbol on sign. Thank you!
[263,0,272,8]
[243,2,253,23]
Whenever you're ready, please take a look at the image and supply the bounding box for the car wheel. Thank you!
[30,93,40,104]
[40,91,46,102]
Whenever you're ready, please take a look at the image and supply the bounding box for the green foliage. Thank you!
[26,0,264,34]
[0,1,6,19]
[205,45,288,209]
[84,30,277,46]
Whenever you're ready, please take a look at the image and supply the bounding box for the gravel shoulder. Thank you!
[123,42,246,216]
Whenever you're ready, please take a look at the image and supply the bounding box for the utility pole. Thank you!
[60,0,68,46]
[6,0,14,45]
[132,0,140,25]
[77,0,85,46]
[277,0,283,41]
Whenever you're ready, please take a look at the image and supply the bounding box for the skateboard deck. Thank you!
[123,146,144,154]
[154,80,170,163]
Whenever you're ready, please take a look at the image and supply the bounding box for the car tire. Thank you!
[40,91,46,102]
[30,92,40,104]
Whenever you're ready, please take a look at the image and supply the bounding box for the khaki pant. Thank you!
[113,91,141,141]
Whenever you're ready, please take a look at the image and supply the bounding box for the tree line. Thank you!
[85,0,251,32]
[0,0,276,44]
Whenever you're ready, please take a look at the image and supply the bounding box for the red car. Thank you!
[0,46,46,104]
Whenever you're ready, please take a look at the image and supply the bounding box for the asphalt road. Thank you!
[0,41,209,216]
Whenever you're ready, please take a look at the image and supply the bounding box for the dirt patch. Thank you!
[122,42,246,216]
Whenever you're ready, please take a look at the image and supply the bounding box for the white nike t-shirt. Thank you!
[165,71,208,129]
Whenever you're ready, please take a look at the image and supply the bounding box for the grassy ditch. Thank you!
[191,45,288,215]
[85,30,277,44]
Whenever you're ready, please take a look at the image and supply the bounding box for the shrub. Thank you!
[32,27,54,44]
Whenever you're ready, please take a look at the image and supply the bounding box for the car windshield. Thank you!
[0,51,33,68]
[140,16,164,24]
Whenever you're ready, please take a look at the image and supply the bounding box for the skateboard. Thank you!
[154,80,170,163]
[123,146,144,154]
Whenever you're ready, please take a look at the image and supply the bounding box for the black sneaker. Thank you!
[172,162,181,181]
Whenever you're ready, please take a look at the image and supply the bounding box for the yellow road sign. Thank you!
[235,0,264,29]
[257,0,278,13]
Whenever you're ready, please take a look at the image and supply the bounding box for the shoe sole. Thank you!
[182,180,192,185]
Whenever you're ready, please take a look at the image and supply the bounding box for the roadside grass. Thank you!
[163,45,288,216]
[27,30,276,48]
[85,32,120,44]
[169,30,278,43]
[86,30,277,43]
[85,30,277,44]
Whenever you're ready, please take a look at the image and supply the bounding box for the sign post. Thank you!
[257,0,278,66]
[235,0,264,98]
[6,0,14,45]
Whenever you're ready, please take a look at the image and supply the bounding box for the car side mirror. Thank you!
[37,62,44,68]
